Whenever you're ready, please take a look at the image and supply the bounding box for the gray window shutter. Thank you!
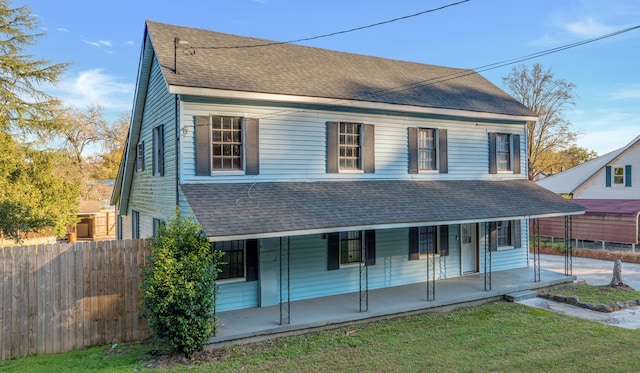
[363,124,375,174]
[195,115,211,176]
[438,129,448,174]
[244,118,260,175]
[439,225,449,256]
[605,166,612,187]
[326,122,339,173]
[408,127,418,174]
[625,165,632,187]
[327,233,340,270]
[246,239,259,281]
[512,134,520,174]
[489,133,497,174]
[408,227,419,260]
[489,222,498,251]
[512,220,521,248]
[365,230,376,266]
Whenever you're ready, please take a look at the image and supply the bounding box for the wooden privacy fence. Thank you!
[0,239,150,361]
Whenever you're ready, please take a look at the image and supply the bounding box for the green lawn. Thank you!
[2,301,640,372]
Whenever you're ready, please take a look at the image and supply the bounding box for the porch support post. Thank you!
[359,239,369,312]
[279,236,291,325]
[426,255,435,301]
[484,221,492,291]
[564,216,573,276]
[532,218,541,282]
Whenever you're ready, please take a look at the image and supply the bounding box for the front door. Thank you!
[461,223,478,274]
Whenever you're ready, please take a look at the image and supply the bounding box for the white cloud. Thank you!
[83,39,114,49]
[125,41,135,46]
[609,85,640,100]
[83,40,102,48]
[98,40,113,47]
[562,17,619,38]
[573,111,640,155]
[50,69,134,113]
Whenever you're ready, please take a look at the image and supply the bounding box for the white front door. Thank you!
[461,223,478,273]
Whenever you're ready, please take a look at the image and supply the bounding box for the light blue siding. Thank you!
[216,281,259,312]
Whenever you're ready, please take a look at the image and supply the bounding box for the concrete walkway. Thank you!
[209,265,574,347]
[519,254,640,329]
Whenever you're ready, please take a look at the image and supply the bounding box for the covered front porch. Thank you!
[209,266,574,347]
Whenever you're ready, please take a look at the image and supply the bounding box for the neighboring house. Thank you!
[537,135,640,246]
[71,201,116,241]
[111,21,583,314]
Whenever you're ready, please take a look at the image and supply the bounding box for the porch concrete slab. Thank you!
[208,267,574,347]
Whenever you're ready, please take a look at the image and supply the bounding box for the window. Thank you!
[496,134,511,171]
[117,215,123,240]
[340,231,362,265]
[408,127,447,174]
[418,128,437,170]
[213,240,245,280]
[339,122,361,170]
[489,220,522,251]
[152,125,164,176]
[194,115,259,176]
[152,218,164,237]
[418,226,437,255]
[136,142,145,172]
[409,226,449,260]
[327,230,376,270]
[613,167,625,184]
[606,165,632,187]
[326,121,375,173]
[488,133,520,174]
[132,210,140,239]
[212,116,243,171]
[496,220,512,247]
[211,239,259,281]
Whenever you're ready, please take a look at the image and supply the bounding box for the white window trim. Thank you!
[338,122,363,172]
[417,127,439,172]
[612,166,626,186]
[418,226,441,258]
[496,133,513,172]
[210,116,246,174]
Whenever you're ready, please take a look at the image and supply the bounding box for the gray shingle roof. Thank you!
[180,180,584,239]
[146,20,535,118]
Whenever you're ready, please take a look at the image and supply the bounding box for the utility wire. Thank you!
[189,0,470,50]
[255,24,640,120]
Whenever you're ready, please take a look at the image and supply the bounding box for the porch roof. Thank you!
[181,179,585,241]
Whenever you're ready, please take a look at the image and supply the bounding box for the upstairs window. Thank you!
[606,165,632,187]
[418,128,437,170]
[132,210,140,239]
[489,133,520,174]
[152,125,164,176]
[194,115,259,176]
[339,122,361,170]
[136,142,145,172]
[408,127,447,174]
[326,121,375,173]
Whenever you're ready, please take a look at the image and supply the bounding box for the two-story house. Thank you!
[537,135,640,247]
[111,21,584,319]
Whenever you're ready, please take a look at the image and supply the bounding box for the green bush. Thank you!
[140,211,223,358]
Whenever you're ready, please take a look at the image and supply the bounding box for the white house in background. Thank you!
[111,21,583,316]
[537,135,640,245]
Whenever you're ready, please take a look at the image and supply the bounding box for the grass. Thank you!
[2,301,640,372]
[540,283,640,305]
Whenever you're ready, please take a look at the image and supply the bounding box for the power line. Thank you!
[189,0,471,50]
[256,24,640,120]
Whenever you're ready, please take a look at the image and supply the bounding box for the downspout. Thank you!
[175,93,180,210]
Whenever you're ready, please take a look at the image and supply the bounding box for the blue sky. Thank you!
[23,0,640,155]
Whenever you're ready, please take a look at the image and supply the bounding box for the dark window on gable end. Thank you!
[152,125,164,176]
[136,142,145,172]
[152,218,164,237]
[132,210,140,239]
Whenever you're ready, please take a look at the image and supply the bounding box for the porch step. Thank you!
[504,290,538,302]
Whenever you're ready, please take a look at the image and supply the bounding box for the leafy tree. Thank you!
[0,0,68,136]
[502,63,577,180]
[91,112,129,181]
[141,211,223,358]
[0,0,79,241]
[0,133,79,241]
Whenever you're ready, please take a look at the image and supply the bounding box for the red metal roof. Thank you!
[572,199,640,216]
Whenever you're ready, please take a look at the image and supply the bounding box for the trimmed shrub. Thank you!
[141,211,223,358]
